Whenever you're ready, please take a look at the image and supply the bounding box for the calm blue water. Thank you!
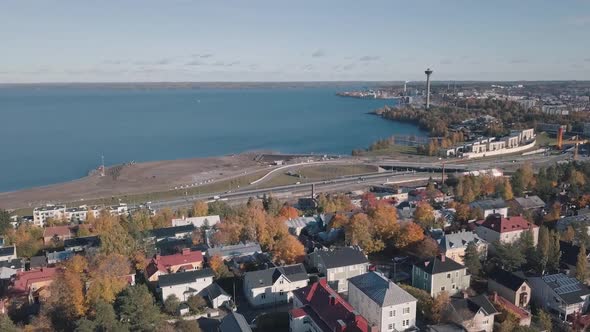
[0,86,425,192]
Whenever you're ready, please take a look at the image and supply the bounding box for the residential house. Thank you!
[469,199,508,218]
[290,278,377,332]
[29,256,48,270]
[33,205,66,227]
[560,241,590,279]
[107,203,128,216]
[46,250,74,265]
[149,225,195,243]
[202,283,232,309]
[412,255,471,297]
[489,293,532,327]
[348,271,417,332]
[11,267,58,304]
[528,273,590,321]
[171,215,220,228]
[219,312,252,332]
[409,188,445,204]
[438,230,487,265]
[243,264,308,307]
[510,196,546,214]
[145,248,204,282]
[487,269,531,307]
[424,323,467,332]
[42,225,73,245]
[556,214,590,235]
[64,235,101,252]
[0,246,17,262]
[307,246,370,292]
[0,259,24,280]
[285,216,320,236]
[447,294,499,332]
[475,214,538,247]
[158,268,214,302]
[207,242,262,260]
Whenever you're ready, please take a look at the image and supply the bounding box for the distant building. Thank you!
[202,283,232,309]
[64,235,101,252]
[0,259,24,280]
[171,215,220,228]
[243,264,308,307]
[33,205,66,227]
[107,203,128,216]
[149,225,195,242]
[144,248,204,282]
[528,273,590,321]
[65,205,100,223]
[348,271,417,332]
[42,225,73,245]
[158,268,214,301]
[412,255,471,297]
[0,246,17,262]
[447,294,499,332]
[511,196,546,213]
[487,269,531,308]
[475,215,539,247]
[306,246,369,292]
[469,199,508,218]
[290,279,376,332]
[542,104,569,116]
[207,242,262,260]
[437,230,488,265]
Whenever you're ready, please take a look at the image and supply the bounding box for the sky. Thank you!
[1,0,590,82]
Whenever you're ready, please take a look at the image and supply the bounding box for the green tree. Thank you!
[116,285,164,332]
[502,179,514,200]
[576,244,588,282]
[537,310,552,332]
[494,241,525,271]
[0,315,18,332]
[463,242,482,275]
[262,194,282,216]
[0,209,11,236]
[176,319,202,332]
[536,227,550,273]
[164,294,181,316]
[547,231,561,273]
[187,295,207,313]
[75,319,97,332]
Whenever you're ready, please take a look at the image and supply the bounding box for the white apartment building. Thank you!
[348,272,417,332]
[158,268,214,301]
[65,205,101,223]
[33,205,66,226]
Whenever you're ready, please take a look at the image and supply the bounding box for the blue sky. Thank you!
[1,0,589,82]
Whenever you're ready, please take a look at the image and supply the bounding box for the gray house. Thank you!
[306,246,369,292]
[219,312,252,332]
[412,255,471,297]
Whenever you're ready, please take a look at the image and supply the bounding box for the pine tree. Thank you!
[576,244,588,282]
[463,242,482,275]
[536,227,550,273]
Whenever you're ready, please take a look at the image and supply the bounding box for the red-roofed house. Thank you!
[11,267,58,304]
[145,248,203,282]
[42,225,73,245]
[475,214,538,246]
[290,278,377,332]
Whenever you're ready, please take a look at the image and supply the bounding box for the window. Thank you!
[389,310,393,317]
[279,291,284,296]
[403,320,409,327]
[261,294,266,299]
[483,319,489,324]
[447,273,451,278]
[279,280,284,284]
[388,324,393,330]
[452,284,456,289]
[403,307,410,314]
[441,286,446,291]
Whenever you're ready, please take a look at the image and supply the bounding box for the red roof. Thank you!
[43,225,72,238]
[12,267,58,293]
[292,279,372,332]
[477,215,537,233]
[145,249,203,278]
[490,294,531,321]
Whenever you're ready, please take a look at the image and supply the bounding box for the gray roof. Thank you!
[204,283,230,300]
[470,198,508,211]
[514,196,545,210]
[219,312,252,332]
[438,230,485,252]
[244,263,308,288]
[313,246,369,269]
[207,242,262,259]
[0,246,16,258]
[541,273,590,305]
[285,216,318,229]
[158,268,214,288]
[415,256,467,275]
[348,271,416,307]
[450,295,498,321]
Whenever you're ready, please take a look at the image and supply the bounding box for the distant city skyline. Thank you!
[1,0,589,83]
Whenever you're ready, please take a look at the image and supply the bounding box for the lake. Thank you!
[0,85,426,192]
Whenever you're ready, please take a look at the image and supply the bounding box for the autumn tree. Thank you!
[87,254,131,305]
[328,213,349,230]
[536,226,550,273]
[164,295,181,316]
[413,202,435,229]
[262,194,282,216]
[0,209,12,236]
[395,222,424,249]
[277,205,300,221]
[430,291,450,323]
[562,226,575,243]
[346,213,384,254]
[502,178,514,200]
[544,202,562,222]
[576,244,588,282]
[209,255,231,279]
[190,201,209,217]
[176,319,202,332]
[494,241,525,271]
[271,234,305,264]
[369,202,399,242]
[0,315,18,332]
[187,295,207,314]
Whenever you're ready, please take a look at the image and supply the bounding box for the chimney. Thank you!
[155,254,161,261]
[462,290,469,299]
[440,254,446,262]
[493,291,498,303]
[329,295,337,306]
[182,248,190,256]
[335,320,346,332]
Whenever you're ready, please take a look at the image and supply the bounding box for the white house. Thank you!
[475,215,539,247]
[33,205,66,226]
[171,215,220,228]
[202,283,232,309]
[348,271,417,332]
[64,205,101,223]
[528,273,590,322]
[158,268,214,301]
[306,246,370,292]
[469,199,508,218]
[448,294,499,332]
[243,264,308,307]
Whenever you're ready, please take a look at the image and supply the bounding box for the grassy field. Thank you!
[536,132,557,147]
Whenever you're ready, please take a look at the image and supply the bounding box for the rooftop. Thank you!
[438,230,485,252]
[171,215,220,227]
[415,255,467,275]
[13,267,58,293]
[489,268,527,291]
[244,263,308,288]
[477,214,537,234]
[150,225,195,239]
[348,271,416,307]
[450,294,498,321]
[158,268,214,287]
[0,246,16,258]
[513,196,546,210]
[312,246,368,269]
[470,198,508,211]
[43,225,72,238]
[219,312,252,332]
[207,242,262,258]
[146,249,203,277]
[541,273,590,305]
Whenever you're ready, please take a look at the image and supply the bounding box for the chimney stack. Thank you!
[440,254,446,262]
[425,68,434,109]
[182,248,190,256]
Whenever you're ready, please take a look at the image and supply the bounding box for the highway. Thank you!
[145,170,435,210]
